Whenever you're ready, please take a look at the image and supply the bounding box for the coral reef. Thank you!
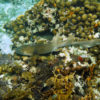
[4,0,100,60]
[0,47,99,100]
[1,0,100,100]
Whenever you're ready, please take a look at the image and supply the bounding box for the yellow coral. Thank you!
[53,3,57,7]
[17,15,24,20]
[37,0,44,6]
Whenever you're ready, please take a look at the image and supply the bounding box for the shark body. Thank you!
[16,34,100,56]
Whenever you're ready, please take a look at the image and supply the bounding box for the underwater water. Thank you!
[0,0,100,100]
[0,0,36,54]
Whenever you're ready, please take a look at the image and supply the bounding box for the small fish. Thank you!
[16,34,100,56]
